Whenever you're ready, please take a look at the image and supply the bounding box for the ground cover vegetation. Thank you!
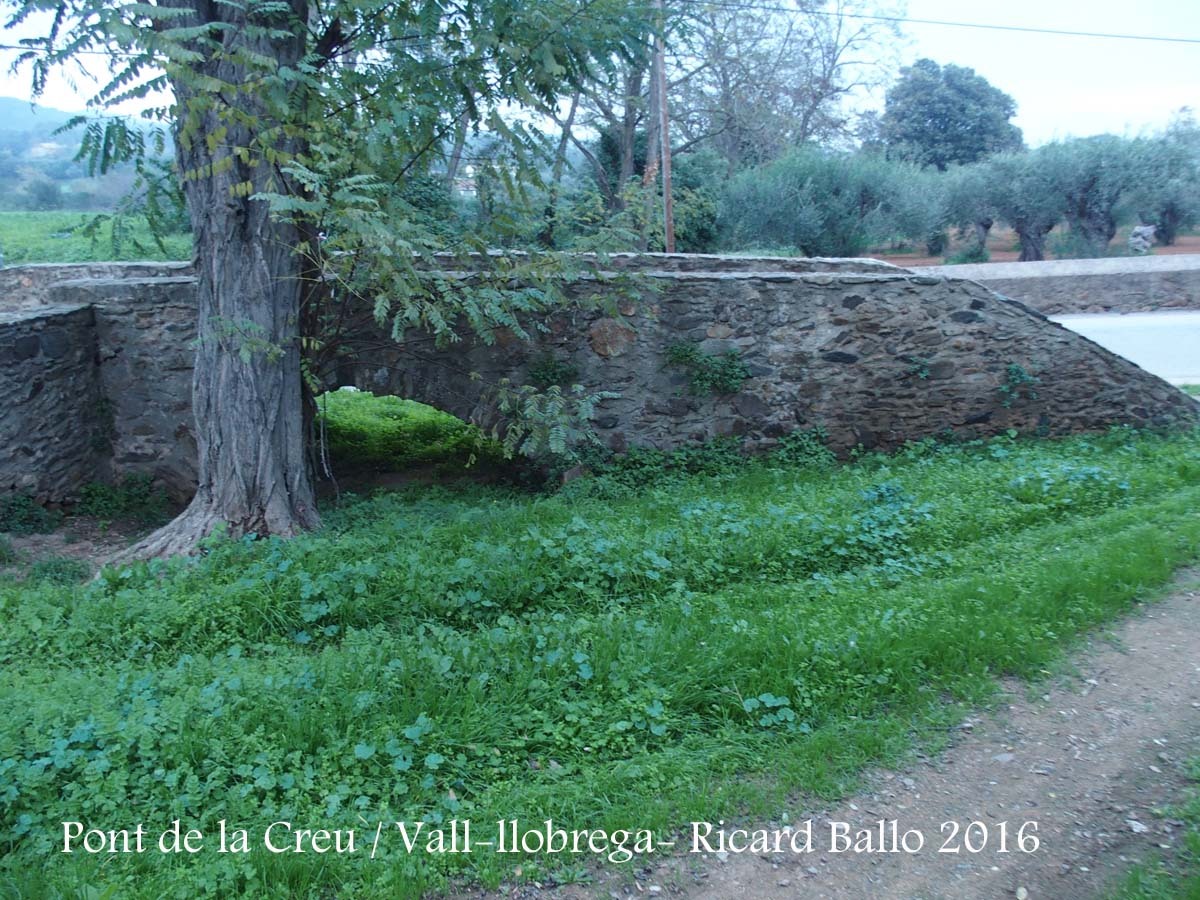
[3,396,1200,895]
[316,390,510,475]
[0,211,190,264]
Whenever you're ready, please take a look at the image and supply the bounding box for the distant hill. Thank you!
[0,95,169,170]
[0,96,77,134]
[0,96,174,213]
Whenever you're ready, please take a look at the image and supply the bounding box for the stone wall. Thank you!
[59,277,199,500]
[0,261,192,312]
[1,257,1197,503]
[428,251,903,275]
[0,267,197,502]
[364,264,1197,455]
[911,255,1200,315]
[0,304,104,501]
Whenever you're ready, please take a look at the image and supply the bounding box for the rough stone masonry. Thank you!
[1,255,1196,503]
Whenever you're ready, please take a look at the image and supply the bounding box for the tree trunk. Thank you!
[1074,212,1116,255]
[538,92,580,249]
[638,56,661,253]
[973,217,993,249]
[1157,206,1181,246]
[1016,223,1048,262]
[616,65,645,210]
[445,110,471,185]
[120,0,319,559]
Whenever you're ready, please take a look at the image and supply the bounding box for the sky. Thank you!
[895,0,1200,144]
[0,1,1197,146]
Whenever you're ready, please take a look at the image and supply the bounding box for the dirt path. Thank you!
[660,570,1200,899]
[466,570,1200,900]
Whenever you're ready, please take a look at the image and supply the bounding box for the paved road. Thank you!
[1051,310,1200,384]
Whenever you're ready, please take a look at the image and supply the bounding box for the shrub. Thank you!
[0,493,61,535]
[318,390,508,472]
[720,147,943,257]
[664,342,750,395]
[945,244,989,264]
[28,555,90,584]
[562,438,745,499]
[772,427,836,468]
[76,475,171,525]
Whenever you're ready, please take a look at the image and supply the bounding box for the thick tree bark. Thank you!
[1015,223,1050,262]
[1156,206,1181,246]
[1072,213,1116,255]
[638,59,661,253]
[973,217,993,249]
[119,0,319,559]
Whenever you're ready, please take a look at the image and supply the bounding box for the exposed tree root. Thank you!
[107,494,318,565]
[107,502,225,565]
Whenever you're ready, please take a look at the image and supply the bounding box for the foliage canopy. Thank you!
[881,58,1023,171]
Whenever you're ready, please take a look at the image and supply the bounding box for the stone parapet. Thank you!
[912,255,1200,314]
[1,257,1196,503]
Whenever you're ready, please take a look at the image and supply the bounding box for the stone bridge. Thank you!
[1,255,1196,503]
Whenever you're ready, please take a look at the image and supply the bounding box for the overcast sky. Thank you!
[1,1,1197,146]
[897,0,1199,144]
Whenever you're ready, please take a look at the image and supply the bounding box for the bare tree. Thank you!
[669,0,900,174]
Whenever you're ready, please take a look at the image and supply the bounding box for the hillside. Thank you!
[0,95,76,134]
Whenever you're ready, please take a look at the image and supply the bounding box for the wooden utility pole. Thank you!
[639,45,661,253]
[652,0,676,252]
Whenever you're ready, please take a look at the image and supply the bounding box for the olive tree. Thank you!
[719,146,938,257]
[942,162,997,256]
[1128,113,1200,246]
[1040,136,1135,256]
[978,150,1064,262]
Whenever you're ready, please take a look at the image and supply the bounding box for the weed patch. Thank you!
[2,427,1199,897]
[0,493,61,535]
[664,341,750,395]
[76,475,172,526]
[27,555,91,584]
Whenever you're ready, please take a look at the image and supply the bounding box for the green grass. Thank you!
[319,390,509,475]
[0,210,190,264]
[2,421,1200,898]
[1183,385,1200,397]
[1109,757,1200,898]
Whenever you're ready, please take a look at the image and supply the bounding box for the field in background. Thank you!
[3,210,1198,270]
[0,210,191,265]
